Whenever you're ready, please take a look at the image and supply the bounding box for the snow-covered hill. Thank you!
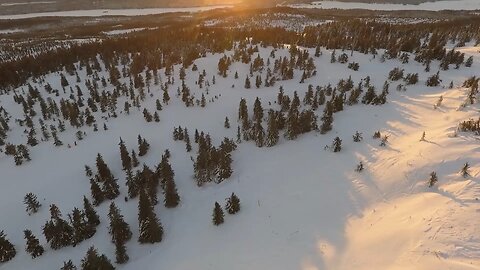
[0,40,479,270]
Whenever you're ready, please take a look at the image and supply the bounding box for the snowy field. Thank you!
[287,0,480,11]
[0,5,232,20]
[0,39,480,269]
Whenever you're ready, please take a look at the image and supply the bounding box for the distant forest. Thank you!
[322,0,449,4]
[0,0,239,15]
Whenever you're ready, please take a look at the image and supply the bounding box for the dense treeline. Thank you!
[1,16,479,90]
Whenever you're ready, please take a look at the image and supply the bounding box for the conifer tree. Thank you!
[225,193,241,215]
[164,178,180,208]
[0,231,16,263]
[217,149,233,182]
[353,131,363,142]
[108,202,132,244]
[138,136,150,157]
[244,76,251,89]
[61,260,77,270]
[89,178,104,206]
[131,150,139,168]
[115,240,129,264]
[24,192,41,215]
[24,229,44,258]
[69,207,96,246]
[42,204,73,250]
[224,117,230,129]
[461,162,470,178]
[212,202,224,226]
[138,189,163,244]
[83,196,100,227]
[320,101,333,134]
[80,246,115,270]
[265,110,279,147]
[332,137,342,152]
[119,138,131,171]
[428,172,438,187]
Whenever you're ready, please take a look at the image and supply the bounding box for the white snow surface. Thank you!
[287,0,480,11]
[0,43,480,270]
[0,5,233,20]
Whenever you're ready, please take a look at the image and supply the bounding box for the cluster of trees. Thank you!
[193,133,236,186]
[212,193,241,226]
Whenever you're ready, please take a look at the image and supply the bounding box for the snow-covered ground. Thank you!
[0,41,480,270]
[102,27,158,36]
[0,5,233,20]
[287,0,480,11]
[0,28,24,34]
[0,1,56,6]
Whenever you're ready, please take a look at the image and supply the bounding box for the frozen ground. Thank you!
[0,5,232,20]
[0,42,479,270]
[287,0,480,11]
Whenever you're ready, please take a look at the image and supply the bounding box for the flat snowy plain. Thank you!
[0,5,232,20]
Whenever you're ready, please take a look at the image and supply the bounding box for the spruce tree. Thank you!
[108,202,132,244]
[24,229,44,258]
[69,208,96,246]
[332,137,342,152]
[320,101,333,134]
[119,138,131,171]
[82,196,100,227]
[61,260,77,270]
[0,231,16,263]
[265,110,279,147]
[428,172,438,187]
[42,204,73,250]
[212,202,224,226]
[131,150,139,168]
[461,162,470,178]
[164,178,180,208]
[225,193,241,214]
[115,240,129,264]
[80,246,115,270]
[224,117,230,129]
[89,178,104,206]
[24,192,41,215]
[353,131,363,142]
[138,189,163,244]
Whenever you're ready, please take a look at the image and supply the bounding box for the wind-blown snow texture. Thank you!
[0,43,479,270]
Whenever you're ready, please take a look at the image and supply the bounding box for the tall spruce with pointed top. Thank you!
[0,231,16,262]
[24,192,41,215]
[212,202,224,226]
[118,138,131,171]
[95,154,119,200]
[108,202,132,244]
[138,189,163,244]
[83,196,100,227]
[163,176,180,208]
[24,229,44,258]
[80,246,115,270]
[320,101,333,134]
[138,135,150,157]
[265,110,279,147]
[225,193,241,215]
